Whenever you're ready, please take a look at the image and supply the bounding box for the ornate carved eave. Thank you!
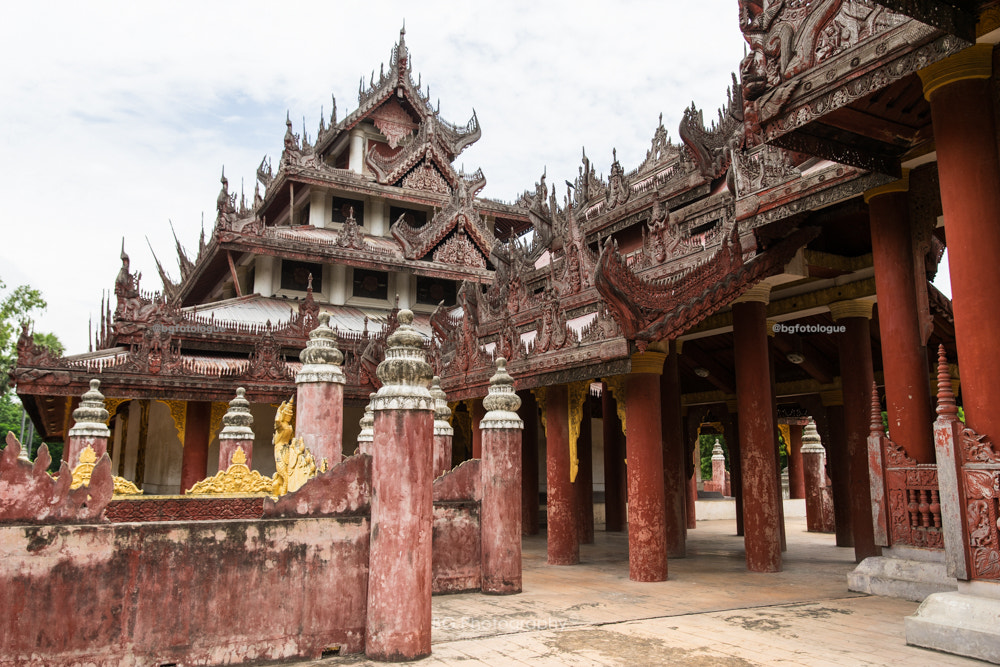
[391,183,496,263]
[740,0,969,172]
[678,75,744,180]
[595,224,820,341]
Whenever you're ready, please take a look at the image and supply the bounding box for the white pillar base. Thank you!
[847,546,957,602]
[905,581,1000,664]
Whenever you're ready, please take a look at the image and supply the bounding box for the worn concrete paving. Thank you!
[297,517,983,666]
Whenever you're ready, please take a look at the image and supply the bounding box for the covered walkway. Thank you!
[306,517,980,666]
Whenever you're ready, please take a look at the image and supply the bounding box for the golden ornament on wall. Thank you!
[186,447,274,495]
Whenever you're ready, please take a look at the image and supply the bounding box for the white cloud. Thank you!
[0,0,746,355]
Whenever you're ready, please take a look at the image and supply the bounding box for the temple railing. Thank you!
[868,384,944,551]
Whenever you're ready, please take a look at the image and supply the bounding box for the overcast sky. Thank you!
[0,1,949,357]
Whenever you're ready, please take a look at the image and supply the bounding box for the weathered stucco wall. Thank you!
[0,516,369,666]
[432,459,482,594]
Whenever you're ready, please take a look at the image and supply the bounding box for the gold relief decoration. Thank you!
[187,447,273,495]
[530,387,547,436]
[103,398,128,425]
[156,399,187,446]
[273,398,295,448]
[209,401,228,442]
[567,380,591,483]
[71,445,143,495]
[70,445,98,490]
[602,377,627,436]
[272,436,319,496]
[113,477,143,495]
[778,423,791,454]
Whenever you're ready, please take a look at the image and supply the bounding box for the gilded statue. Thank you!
[272,436,319,496]
[273,398,295,448]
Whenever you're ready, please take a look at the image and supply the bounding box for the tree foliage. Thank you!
[0,277,64,468]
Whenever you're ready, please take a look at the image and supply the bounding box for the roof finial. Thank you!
[869,383,882,435]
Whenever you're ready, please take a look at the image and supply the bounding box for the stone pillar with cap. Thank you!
[430,377,453,477]
[801,422,829,533]
[296,311,346,468]
[216,387,255,473]
[710,439,727,493]
[356,393,375,456]
[480,358,524,594]
[66,379,110,468]
[365,310,435,662]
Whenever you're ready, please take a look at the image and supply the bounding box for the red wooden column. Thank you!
[724,404,745,536]
[546,384,579,565]
[732,286,782,572]
[295,311,346,468]
[216,388,255,472]
[626,351,668,582]
[786,424,805,499]
[575,397,595,545]
[430,377,454,477]
[865,180,935,463]
[829,300,880,561]
[685,418,698,529]
[602,383,626,532]
[480,358,524,594]
[471,399,485,459]
[180,401,210,493]
[519,390,540,535]
[821,392,854,548]
[65,379,110,467]
[366,310,435,662]
[661,343,687,558]
[920,44,1000,442]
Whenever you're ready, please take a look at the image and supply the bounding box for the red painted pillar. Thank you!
[65,379,110,467]
[216,388,255,473]
[546,384,578,565]
[733,288,782,572]
[430,377,454,477]
[865,184,935,463]
[626,351,668,582]
[801,422,828,532]
[661,344,687,557]
[356,393,375,456]
[829,301,880,561]
[725,408,745,537]
[575,399,595,545]
[480,358,524,594]
[602,384,626,532]
[822,396,854,548]
[519,390,540,535]
[687,434,698,529]
[366,310,435,662]
[921,45,1000,442]
[180,401,210,493]
[471,399,485,459]
[787,424,805,499]
[296,311,346,468]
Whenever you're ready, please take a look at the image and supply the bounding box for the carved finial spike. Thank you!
[236,387,246,399]
[319,311,330,326]
[936,344,958,419]
[307,272,313,291]
[869,382,882,435]
[398,309,414,325]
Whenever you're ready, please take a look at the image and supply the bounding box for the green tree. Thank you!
[0,277,63,467]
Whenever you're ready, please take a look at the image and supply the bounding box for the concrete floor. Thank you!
[301,518,983,666]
